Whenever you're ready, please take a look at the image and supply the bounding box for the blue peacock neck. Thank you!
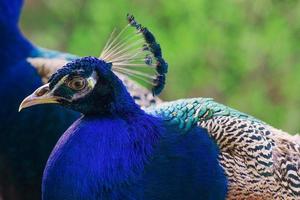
[42,107,162,200]
[104,75,144,116]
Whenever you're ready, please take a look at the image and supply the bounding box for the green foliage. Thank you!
[21,0,300,133]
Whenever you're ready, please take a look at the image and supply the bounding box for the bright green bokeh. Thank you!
[21,0,300,133]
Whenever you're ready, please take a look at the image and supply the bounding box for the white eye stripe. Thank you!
[86,72,98,89]
[50,71,98,101]
[52,75,68,91]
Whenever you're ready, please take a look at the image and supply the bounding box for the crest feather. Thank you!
[99,14,168,95]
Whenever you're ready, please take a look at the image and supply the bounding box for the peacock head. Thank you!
[19,15,167,115]
[19,57,130,115]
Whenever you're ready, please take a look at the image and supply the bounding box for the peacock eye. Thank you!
[67,77,87,91]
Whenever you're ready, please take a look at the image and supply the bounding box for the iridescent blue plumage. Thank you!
[21,57,227,200]
[0,1,78,199]
[43,111,227,200]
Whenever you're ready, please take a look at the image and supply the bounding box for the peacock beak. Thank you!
[18,83,60,112]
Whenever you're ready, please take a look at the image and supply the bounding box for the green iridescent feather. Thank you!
[147,98,263,132]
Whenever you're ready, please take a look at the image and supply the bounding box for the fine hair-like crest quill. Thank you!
[100,14,168,95]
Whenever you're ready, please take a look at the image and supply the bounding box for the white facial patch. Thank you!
[53,75,68,91]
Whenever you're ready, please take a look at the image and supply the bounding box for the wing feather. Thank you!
[147,97,300,199]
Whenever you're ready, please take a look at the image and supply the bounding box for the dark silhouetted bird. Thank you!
[19,16,227,200]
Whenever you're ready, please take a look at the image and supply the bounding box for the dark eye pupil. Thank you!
[74,81,82,87]
[69,78,85,90]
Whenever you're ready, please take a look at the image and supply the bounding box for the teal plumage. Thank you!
[148,98,262,132]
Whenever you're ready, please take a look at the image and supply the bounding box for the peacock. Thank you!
[19,16,228,200]
[0,1,159,199]
[20,15,300,200]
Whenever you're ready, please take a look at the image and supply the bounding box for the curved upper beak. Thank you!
[19,83,60,112]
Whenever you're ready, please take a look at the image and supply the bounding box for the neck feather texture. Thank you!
[108,75,142,115]
[81,70,143,116]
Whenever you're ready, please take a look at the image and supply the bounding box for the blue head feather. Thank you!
[48,56,141,115]
[49,57,111,88]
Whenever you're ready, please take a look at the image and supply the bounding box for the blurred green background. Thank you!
[21,0,300,133]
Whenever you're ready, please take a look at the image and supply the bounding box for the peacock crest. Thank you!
[99,14,168,95]
[28,14,168,96]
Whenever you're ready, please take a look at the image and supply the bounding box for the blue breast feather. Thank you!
[42,112,227,200]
